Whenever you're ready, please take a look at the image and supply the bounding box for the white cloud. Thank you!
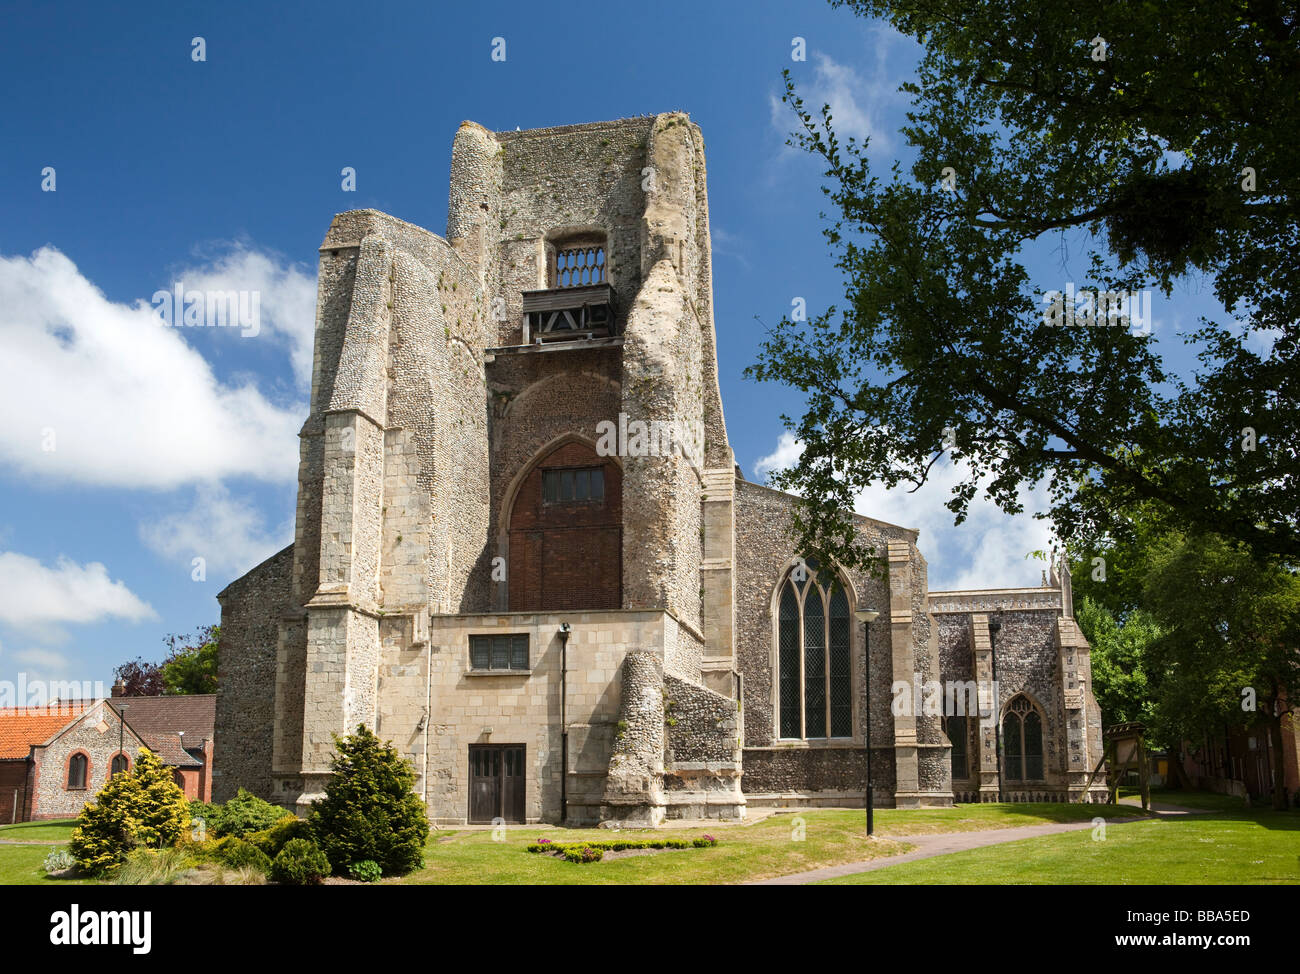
[0,552,157,627]
[755,432,805,482]
[176,244,317,386]
[139,482,292,578]
[770,47,902,151]
[0,246,306,489]
[10,647,72,674]
[710,226,752,271]
[753,433,1055,591]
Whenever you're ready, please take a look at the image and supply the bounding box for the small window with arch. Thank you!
[67,752,88,790]
[552,242,606,288]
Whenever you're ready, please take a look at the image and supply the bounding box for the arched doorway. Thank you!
[507,440,622,611]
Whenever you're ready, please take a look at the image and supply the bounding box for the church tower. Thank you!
[218,115,745,825]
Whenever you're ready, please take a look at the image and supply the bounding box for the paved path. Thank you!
[752,801,1205,886]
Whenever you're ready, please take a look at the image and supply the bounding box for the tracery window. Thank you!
[1003,694,1044,781]
[777,558,853,740]
[553,244,606,287]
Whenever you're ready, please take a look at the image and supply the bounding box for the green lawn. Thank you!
[866,801,1134,836]
[2,798,1278,885]
[394,803,1133,885]
[821,805,1300,885]
[0,821,88,886]
[0,820,78,842]
[1121,786,1260,813]
[397,811,910,884]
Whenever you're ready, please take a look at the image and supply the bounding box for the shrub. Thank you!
[112,847,194,885]
[219,837,272,874]
[348,859,383,883]
[563,845,603,863]
[68,748,191,875]
[308,725,429,877]
[271,838,331,885]
[247,814,311,857]
[211,789,286,838]
[42,849,75,874]
[187,800,222,840]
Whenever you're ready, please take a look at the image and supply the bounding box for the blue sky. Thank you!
[0,0,1227,695]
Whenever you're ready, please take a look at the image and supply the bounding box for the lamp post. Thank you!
[558,622,571,824]
[854,609,880,835]
[988,618,1003,802]
[116,703,128,776]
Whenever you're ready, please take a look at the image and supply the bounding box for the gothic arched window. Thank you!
[1003,695,1044,781]
[777,558,853,740]
[110,753,129,777]
[67,753,88,790]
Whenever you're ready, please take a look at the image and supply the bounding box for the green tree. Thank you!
[308,725,429,876]
[1140,531,1299,810]
[161,625,219,695]
[749,0,1299,572]
[68,748,191,875]
[1073,595,1159,737]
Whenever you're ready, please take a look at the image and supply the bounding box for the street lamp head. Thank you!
[854,609,879,624]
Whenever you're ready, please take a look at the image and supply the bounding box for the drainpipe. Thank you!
[558,623,571,824]
[989,618,1004,802]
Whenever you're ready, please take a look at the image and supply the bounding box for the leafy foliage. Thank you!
[68,748,191,875]
[1073,596,1160,736]
[270,838,331,885]
[113,625,219,697]
[308,725,429,877]
[42,849,75,874]
[247,814,311,858]
[112,658,165,697]
[218,837,272,874]
[347,859,382,883]
[1074,513,1300,807]
[749,0,1300,570]
[160,625,219,694]
[1140,533,1299,749]
[206,788,287,838]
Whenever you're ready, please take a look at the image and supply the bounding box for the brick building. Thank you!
[0,692,215,823]
[213,114,1107,826]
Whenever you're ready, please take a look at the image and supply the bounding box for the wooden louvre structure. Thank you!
[521,282,616,343]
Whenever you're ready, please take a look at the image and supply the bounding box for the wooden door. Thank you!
[468,745,526,823]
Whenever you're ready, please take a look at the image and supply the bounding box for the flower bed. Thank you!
[526,835,718,863]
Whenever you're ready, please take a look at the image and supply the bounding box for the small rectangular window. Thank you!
[470,634,529,671]
[542,467,606,506]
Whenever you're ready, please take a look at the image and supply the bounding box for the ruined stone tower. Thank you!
[214,114,1106,824]
[217,115,745,824]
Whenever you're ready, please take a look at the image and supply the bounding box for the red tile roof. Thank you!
[0,705,86,759]
[0,697,216,767]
